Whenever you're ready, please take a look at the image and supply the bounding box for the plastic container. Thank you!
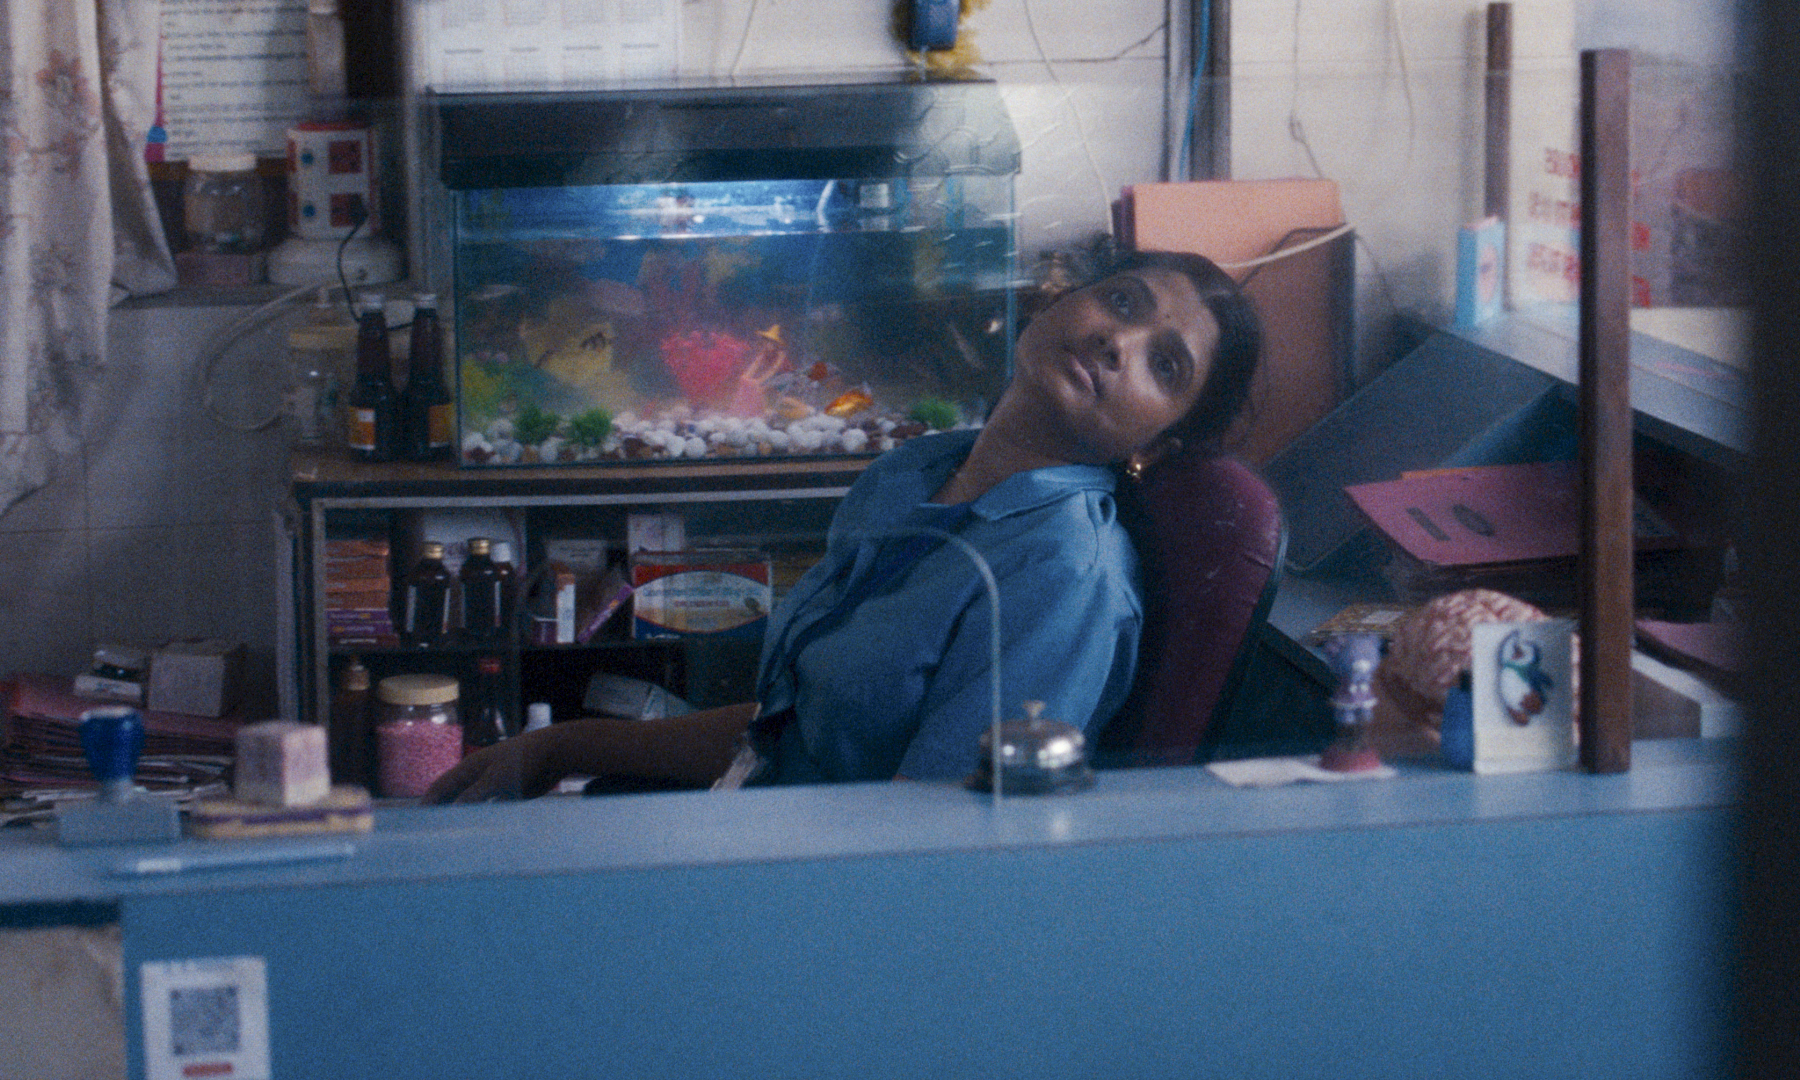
[183,154,267,254]
[287,314,353,447]
[375,673,461,798]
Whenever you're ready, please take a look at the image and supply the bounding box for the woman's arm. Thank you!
[422,701,759,803]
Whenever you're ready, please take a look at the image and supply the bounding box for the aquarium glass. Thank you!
[447,173,1017,466]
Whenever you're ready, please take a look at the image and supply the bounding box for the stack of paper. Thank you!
[1,674,239,792]
[1345,460,1718,614]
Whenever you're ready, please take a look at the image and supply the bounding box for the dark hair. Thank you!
[1088,249,1263,455]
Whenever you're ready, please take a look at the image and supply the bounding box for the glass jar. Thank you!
[183,153,267,254]
[374,673,461,798]
[286,321,353,447]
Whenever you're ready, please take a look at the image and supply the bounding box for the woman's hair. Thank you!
[1087,249,1263,455]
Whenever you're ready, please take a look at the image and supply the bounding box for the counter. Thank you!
[2,738,1736,1079]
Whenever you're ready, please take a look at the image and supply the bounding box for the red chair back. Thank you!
[1099,452,1286,766]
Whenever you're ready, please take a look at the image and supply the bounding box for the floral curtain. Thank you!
[1,0,172,517]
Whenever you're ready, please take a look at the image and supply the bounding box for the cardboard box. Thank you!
[631,550,772,640]
[147,639,246,717]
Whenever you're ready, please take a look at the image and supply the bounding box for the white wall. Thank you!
[680,0,1186,257]
[1,0,1741,704]
[0,299,291,709]
[1230,0,1743,375]
[3,1,1180,703]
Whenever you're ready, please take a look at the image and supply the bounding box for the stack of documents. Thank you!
[1,673,237,793]
[1345,461,1718,614]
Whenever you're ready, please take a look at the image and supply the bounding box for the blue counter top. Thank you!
[3,738,1740,1080]
[1,737,1738,910]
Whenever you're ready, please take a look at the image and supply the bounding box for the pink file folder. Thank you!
[1345,461,1685,569]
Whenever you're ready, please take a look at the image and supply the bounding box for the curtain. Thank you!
[0,0,173,517]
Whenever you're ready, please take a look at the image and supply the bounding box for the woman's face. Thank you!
[1009,266,1220,464]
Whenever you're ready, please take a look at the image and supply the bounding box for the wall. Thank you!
[1229,0,1743,377]
[0,0,1176,705]
[0,0,1738,701]
[0,298,292,710]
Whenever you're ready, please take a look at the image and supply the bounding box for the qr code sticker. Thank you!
[141,956,269,1080]
[169,985,241,1056]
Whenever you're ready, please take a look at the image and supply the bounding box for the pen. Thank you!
[111,839,357,876]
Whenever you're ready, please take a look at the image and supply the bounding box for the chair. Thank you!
[1095,451,1288,767]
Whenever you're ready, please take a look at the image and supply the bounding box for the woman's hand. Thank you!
[423,726,566,803]
[420,706,760,803]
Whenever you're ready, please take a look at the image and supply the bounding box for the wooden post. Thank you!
[1577,48,1633,773]
[1484,4,1512,221]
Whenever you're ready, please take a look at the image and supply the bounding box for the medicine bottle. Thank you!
[490,540,519,635]
[400,293,455,462]
[183,153,267,254]
[328,656,372,788]
[374,673,461,798]
[399,541,454,646]
[347,293,400,462]
[460,537,504,641]
[462,655,514,753]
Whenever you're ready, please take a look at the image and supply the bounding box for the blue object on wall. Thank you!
[911,0,959,50]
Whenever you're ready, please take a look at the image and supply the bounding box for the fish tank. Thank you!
[424,73,1022,467]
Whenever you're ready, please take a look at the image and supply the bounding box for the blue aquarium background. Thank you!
[447,174,1018,466]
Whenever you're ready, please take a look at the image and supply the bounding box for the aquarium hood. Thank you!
[430,71,1021,190]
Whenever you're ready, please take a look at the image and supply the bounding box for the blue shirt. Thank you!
[756,430,1143,783]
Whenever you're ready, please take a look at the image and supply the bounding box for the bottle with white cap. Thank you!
[525,702,553,733]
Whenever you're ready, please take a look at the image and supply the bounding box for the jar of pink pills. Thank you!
[375,673,461,798]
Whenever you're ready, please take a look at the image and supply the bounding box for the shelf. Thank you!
[286,447,853,746]
[291,447,871,504]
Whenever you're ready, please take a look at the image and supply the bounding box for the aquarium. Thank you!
[427,74,1022,467]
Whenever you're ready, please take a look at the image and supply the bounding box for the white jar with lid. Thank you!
[374,673,461,798]
[183,153,267,254]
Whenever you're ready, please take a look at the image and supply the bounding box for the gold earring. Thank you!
[1125,457,1146,481]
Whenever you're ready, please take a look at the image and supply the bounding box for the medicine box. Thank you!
[631,551,772,640]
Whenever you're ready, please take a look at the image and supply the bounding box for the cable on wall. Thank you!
[1179,0,1213,180]
[729,0,763,79]
[1021,0,1117,226]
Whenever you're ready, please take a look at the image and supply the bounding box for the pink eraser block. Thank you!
[235,720,330,806]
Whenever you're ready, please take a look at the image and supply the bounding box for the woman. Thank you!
[426,249,1261,801]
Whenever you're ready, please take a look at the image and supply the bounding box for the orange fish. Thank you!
[825,388,874,418]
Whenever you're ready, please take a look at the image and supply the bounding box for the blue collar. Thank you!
[868,429,1119,523]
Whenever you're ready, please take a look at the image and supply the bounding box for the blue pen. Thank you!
[112,839,357,876]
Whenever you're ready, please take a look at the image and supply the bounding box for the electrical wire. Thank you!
[1180,0,1212,180]
[1215,222,1354,272]
[1021,0,1114,226]
[198,283,328,433]
[729,0,763,79]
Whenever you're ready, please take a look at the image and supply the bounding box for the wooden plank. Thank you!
[1484,4,1513,220]
[1578,48,1633,773]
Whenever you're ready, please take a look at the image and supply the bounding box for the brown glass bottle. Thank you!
[400,541,454,646]
[490,540,519,637]
[400,293,454,462]
[462,654,515,753]
[328,656,372,788]
[347,293,400,462]
[460,537,504,642]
